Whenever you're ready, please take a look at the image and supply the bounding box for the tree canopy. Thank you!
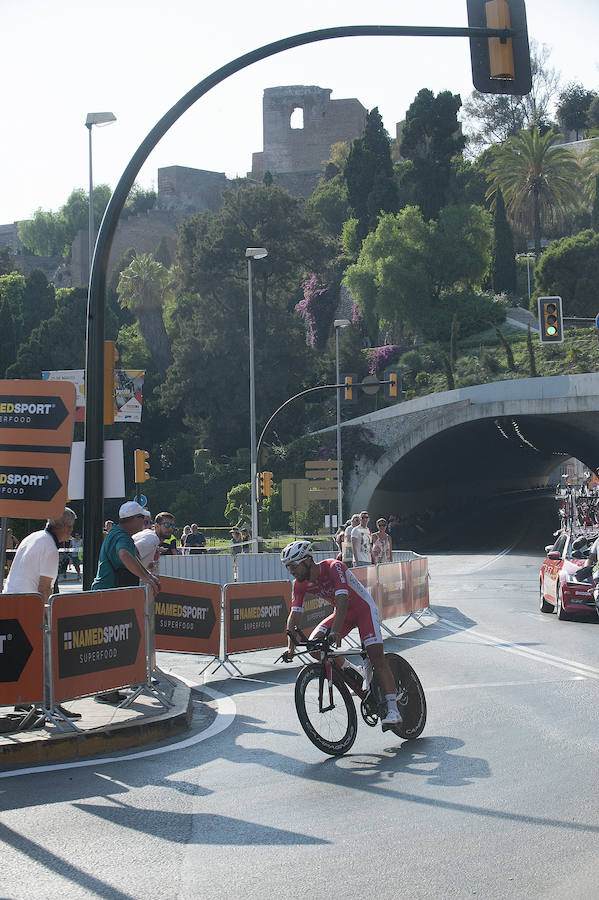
[344,108,398,242]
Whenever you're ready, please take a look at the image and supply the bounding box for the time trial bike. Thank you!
[280,628,426,756]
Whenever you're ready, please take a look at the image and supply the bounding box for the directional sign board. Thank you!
[0,380,76,519]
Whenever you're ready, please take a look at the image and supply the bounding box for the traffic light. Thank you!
[259,471,274,497]
[134,449,150,483]
[538,296,563,344]
[467,0,532,95]
[103,340,118,425]
[385,369,401,400]
[342,374,357,403]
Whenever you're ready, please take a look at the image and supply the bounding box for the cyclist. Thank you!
[281,540,401,730]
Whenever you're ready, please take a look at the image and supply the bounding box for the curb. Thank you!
[0,677,193,768]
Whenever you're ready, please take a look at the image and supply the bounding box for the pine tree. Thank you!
[491,188,517,294]
[441,350,455,390]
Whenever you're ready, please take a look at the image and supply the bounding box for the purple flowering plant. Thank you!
[295,274,337,350]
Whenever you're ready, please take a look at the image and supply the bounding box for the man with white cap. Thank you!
[91,500,160,594]
[91,501,161,705]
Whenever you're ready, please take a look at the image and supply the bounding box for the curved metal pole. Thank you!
[256,383,342,463]
[83,22,506,586]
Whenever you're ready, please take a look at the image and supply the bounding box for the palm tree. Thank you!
[117,253,173,371]
[486,127,581,259]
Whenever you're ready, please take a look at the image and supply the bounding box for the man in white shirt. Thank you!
[4,508,77,601]
[133,511,175,572]
[351,510,372,566]
[343,515,360,566]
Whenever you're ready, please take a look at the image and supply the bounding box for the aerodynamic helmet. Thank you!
[280,540,313,568]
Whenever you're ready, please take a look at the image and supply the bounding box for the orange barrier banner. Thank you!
[50,587,147,702]
[0,593,44,705]
[410,557,430,612]
[225,581,291,653]
[350,564,379,604]
[154,577,220,655]
[378,561,412,621]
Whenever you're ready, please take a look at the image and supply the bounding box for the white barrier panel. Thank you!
[158,553,234,586]
[236,551,335,584]
[392,550,418,562]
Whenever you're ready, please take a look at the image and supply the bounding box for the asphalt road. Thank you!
[2,540,599,899]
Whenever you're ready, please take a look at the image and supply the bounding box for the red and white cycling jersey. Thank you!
[292,558,382,646]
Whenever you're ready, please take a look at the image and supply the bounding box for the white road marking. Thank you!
[0,681,236,780]
[436,616,599,680]
[428,676,585,692]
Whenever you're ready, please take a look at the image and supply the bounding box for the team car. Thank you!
[539,531,597,620]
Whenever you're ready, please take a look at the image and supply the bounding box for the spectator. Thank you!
[70,532,82,579]
[140,510,152,530]
[352,510,372,566]
[184,523,205,555]
[4,507,80,720]
[335,527,345,562]
[91,500,160,705]
[133,511,176,572]
[371,517,392,564]
[343,515,359,567]
[230,527,242,557]
[104,520,114,535]
[240,526,251,552]
[180,525,191,552]
[4,508,76,601]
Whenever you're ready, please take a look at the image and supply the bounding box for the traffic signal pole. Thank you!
[83,16,529,586]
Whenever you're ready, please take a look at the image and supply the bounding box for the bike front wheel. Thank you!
[295,663,358,756]
[386,652,427,740]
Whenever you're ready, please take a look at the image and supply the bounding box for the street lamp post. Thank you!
[246,247,268,551]
[334,318,350,529]
[85,112,116,276]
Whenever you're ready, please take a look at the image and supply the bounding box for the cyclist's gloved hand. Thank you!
[282,649,295,663]
[329,630,341,648]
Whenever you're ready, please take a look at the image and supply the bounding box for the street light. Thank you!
[334,318,350,529]
[246,247,268,550]
[85,112,116,276]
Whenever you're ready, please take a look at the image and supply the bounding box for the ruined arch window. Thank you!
[290,107,304,129]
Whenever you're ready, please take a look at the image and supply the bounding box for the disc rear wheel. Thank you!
[385,653,427,740]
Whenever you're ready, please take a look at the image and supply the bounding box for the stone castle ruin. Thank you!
[2,86,368,287]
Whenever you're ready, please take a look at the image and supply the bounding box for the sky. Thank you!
[1,0,598,225]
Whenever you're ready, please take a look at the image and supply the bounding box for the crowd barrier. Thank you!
[0,558,431,708]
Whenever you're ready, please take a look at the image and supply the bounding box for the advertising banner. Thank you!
[378,561,412,621]
[42,369,145,423]
[225,581,291,653]
[410,557,430,612]
[350,564,380,604]
[298,593,334,634]
[0,379,76,519]
[0,594,44,706]
[50,588,147,702]
[154,577,220,655]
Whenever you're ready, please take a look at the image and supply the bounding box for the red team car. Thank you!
[539,531,597,620]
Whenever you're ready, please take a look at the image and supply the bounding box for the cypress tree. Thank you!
[345,107,398,241]
[491,188,517,295]
[592,174,599,232]
[526,324,538,377]
[0,296,16,376]
[493,324,516,371]
[450,314,460,367]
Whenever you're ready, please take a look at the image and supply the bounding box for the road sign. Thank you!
[0,380,75,519]
[595,314,599,330]
[281,479,309,512]
[361,375,380,395]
